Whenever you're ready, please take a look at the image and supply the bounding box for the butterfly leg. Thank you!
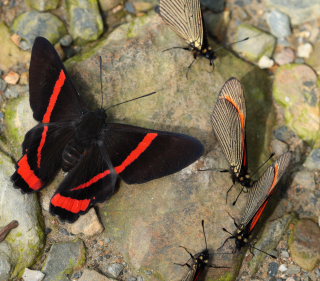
[174,262,191,269]
[179,246,195,259]
[186,58,197,79]
[225,183,234,203]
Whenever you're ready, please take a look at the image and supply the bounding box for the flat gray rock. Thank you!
[42,240,86,281]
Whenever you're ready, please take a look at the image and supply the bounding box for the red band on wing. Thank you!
[17,155,44,190]
[250,200,268,232]
[37,126,48,168]
[42,70,66,123]
[70,133,158,191]
[51,194,91,214]
[37,70,66,168]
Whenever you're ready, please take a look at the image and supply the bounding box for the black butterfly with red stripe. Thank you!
[220,152,291,257]
[11,36,204,223]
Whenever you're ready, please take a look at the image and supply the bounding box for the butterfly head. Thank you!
[197,249,210,264]
[201,47,216,65]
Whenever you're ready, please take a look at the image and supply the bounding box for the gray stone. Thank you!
[60,34,73,47]
[303,148,320,170]
[0,152,45,278]
[268,262,279,277]
[25,0,60,11]
[201,0,225,13]
[248,214,294,274]
[42,240,86,281]
[64,13,274,281]
[286,265,301,275]
[266,10,292,38]
[0,78,7,91]
[292,169,316,191]
[107,263,124,278]
[232,23,276,63]
[273,126,296,143]
[66,0,104,44]
[11,11,67,48]
[4,85,28,99]
[22,268,45,281]
[0,252,11,281]
[266,0,320,25]
[99,0,123,11]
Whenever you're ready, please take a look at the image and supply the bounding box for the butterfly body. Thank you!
[11,36,204,222]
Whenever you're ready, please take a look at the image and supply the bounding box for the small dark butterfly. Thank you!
[159,0,216,68]
[176,220,228,281]
[11,36,204,223]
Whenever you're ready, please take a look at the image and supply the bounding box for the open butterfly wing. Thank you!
[50,123,204,222]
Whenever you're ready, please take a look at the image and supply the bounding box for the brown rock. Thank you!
[19,72,29,85]
[66,208,104,237]
[4,71,20,85]
[289,219,320,271]
[0,22,30,72]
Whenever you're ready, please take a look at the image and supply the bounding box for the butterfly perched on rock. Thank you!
[220,152,291,257]
[11,36,204,223]
[159,0,217,66]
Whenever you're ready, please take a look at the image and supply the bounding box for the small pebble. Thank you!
[280,250,290,258]
[60,34,73,47]
[125,2,136,14]
[4,71,20,85]
[20,40,32,50]
[286,278,295,281]
[258,55,274,69]
[297,43,313,58]
[107,263,124,278]
[19,72,29,85]
[274,48,295,65]
[286,264,300,275]
[278,264,288,272]
[266,10,291,38]
[22,268,45,281]
[11,33,21,46]
[268,262,279,277]
[127,277,137,281]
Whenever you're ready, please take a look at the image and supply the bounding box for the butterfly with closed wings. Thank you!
[220,152,291,257]
[11,37,204,223]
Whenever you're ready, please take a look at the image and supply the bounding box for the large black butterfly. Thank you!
[11,36,204,223]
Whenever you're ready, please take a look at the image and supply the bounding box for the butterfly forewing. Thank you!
[29,37,83,122]
[211,78,247,177]
[240,152,291,228]
[160,0,203,49]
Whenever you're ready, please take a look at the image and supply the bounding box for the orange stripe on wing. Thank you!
[268,163,279,195]
[17,155,44,190]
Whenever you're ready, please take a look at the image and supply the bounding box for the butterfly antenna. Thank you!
[214,37,250,53]
[249,244,277,259]
[232,186,244,206]
[251,153,275,178]
[106,91,158,111]
[202,220,208,250]
[99,56,104,109]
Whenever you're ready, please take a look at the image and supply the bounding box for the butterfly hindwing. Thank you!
[104,123,204,183]
[11,124,75,193]
[49,123,204,222]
